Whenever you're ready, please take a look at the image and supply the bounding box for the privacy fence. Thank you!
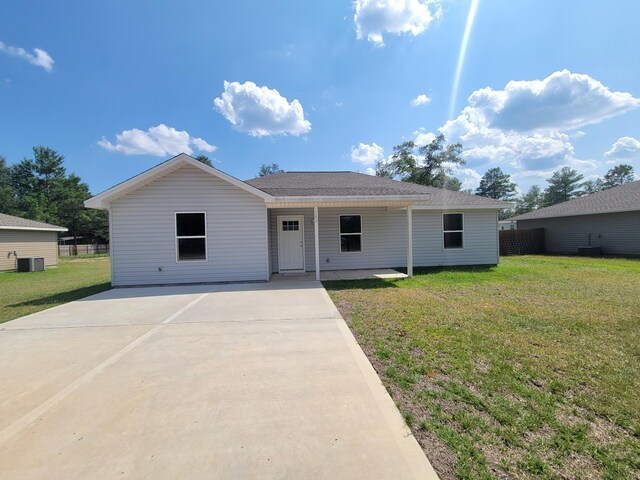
[499,228,545,256]
[58,244,110,256]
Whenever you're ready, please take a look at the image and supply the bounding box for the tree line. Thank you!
[0,147,108,244]
[1,143,633,243]
[372,135,635,218]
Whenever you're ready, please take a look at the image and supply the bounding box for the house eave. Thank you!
[0,226,68,232]
[513,206,640,222]
[268,194,432,203]
[411,203,514,210]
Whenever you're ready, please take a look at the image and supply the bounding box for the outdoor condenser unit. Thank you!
[16,257,45,272]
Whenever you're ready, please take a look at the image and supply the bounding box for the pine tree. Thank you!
[515,185,543,214]
[476,167,517,200]
[602,164,634,189]
[543,167,584,206]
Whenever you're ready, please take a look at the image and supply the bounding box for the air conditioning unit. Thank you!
[16,257,45,272]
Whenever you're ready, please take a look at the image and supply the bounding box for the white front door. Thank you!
[277,215,305,272]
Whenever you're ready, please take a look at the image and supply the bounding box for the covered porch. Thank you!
[266,200,418,281]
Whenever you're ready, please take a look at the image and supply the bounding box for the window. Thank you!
[443,213,463,249]
[340,215,362,253]
[176,213,207,261]
[282,220,299,231]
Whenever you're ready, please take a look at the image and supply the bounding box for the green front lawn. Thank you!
[325,256,640,479]
[0,256,111,324]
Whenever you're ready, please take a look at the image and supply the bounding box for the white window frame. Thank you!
[175,212,208,263]
[442,212,464,250]
[339,214,363,254]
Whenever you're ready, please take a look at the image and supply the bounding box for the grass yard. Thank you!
[0,256,111,324]
[325,256,640,480]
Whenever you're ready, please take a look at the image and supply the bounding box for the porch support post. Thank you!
[407,205,413,277]
[314,206,320,281]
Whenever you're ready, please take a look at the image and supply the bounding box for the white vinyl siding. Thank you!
[518,211,640,256]
[110,165,267,286]
[269,207,499,273]
[414,209,499,266]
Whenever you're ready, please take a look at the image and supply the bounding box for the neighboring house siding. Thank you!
[110,165,268,286]
[518,211,640,256]
[269,207,499,272]
[0,230,59,272]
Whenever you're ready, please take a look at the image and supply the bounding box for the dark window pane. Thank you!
[283,220,299,231]
[340,215,361,234]
[177,213,205,237]
[178,238,206,260]
[341,234,362,252]
[443,214,463,231]
[444,232,463,249]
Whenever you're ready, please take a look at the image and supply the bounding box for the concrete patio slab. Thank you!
[0,282,437,480]
[270,268,408,282]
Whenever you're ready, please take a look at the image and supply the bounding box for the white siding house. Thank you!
[86,154,511,286]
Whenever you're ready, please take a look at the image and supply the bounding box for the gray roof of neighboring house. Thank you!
[511,180,640,221]
[0,213,67,232]
[246,171,510,207]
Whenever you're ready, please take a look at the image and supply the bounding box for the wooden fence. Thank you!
[499,228,545,256]
[58,244,110,256]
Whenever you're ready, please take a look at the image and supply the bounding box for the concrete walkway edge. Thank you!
[319,288,440,480]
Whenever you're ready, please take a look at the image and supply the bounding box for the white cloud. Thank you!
[467,69,639,132]
[213,81,311,137]
[0,41,54,72]
[455,167,482,191]
[604,136,640,161]
[98,124,217,156]
[354,0,440,45]
[364,167,377,176]
[351,142,385,166]
[413,128,436,146]
[411,94,431,106]
[440,70,639,174]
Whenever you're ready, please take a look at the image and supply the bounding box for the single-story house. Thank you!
[85,154,511,287]
[511,180,640,256]
[0,213,68,272]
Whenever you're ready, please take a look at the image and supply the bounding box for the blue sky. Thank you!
[1,0,639,195]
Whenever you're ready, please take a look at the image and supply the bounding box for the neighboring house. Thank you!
[498,220,517,231]
[0,213,68,272]
[511,180,640,256]
[85,154,511,287]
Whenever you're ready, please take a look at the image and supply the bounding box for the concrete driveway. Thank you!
[0,281,438,479]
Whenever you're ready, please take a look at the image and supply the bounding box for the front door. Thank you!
[277,215,305,272]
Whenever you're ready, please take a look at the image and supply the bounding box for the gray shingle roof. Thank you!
[511,180,640,221]
[0,213,67,231]
[246,171,509,207]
